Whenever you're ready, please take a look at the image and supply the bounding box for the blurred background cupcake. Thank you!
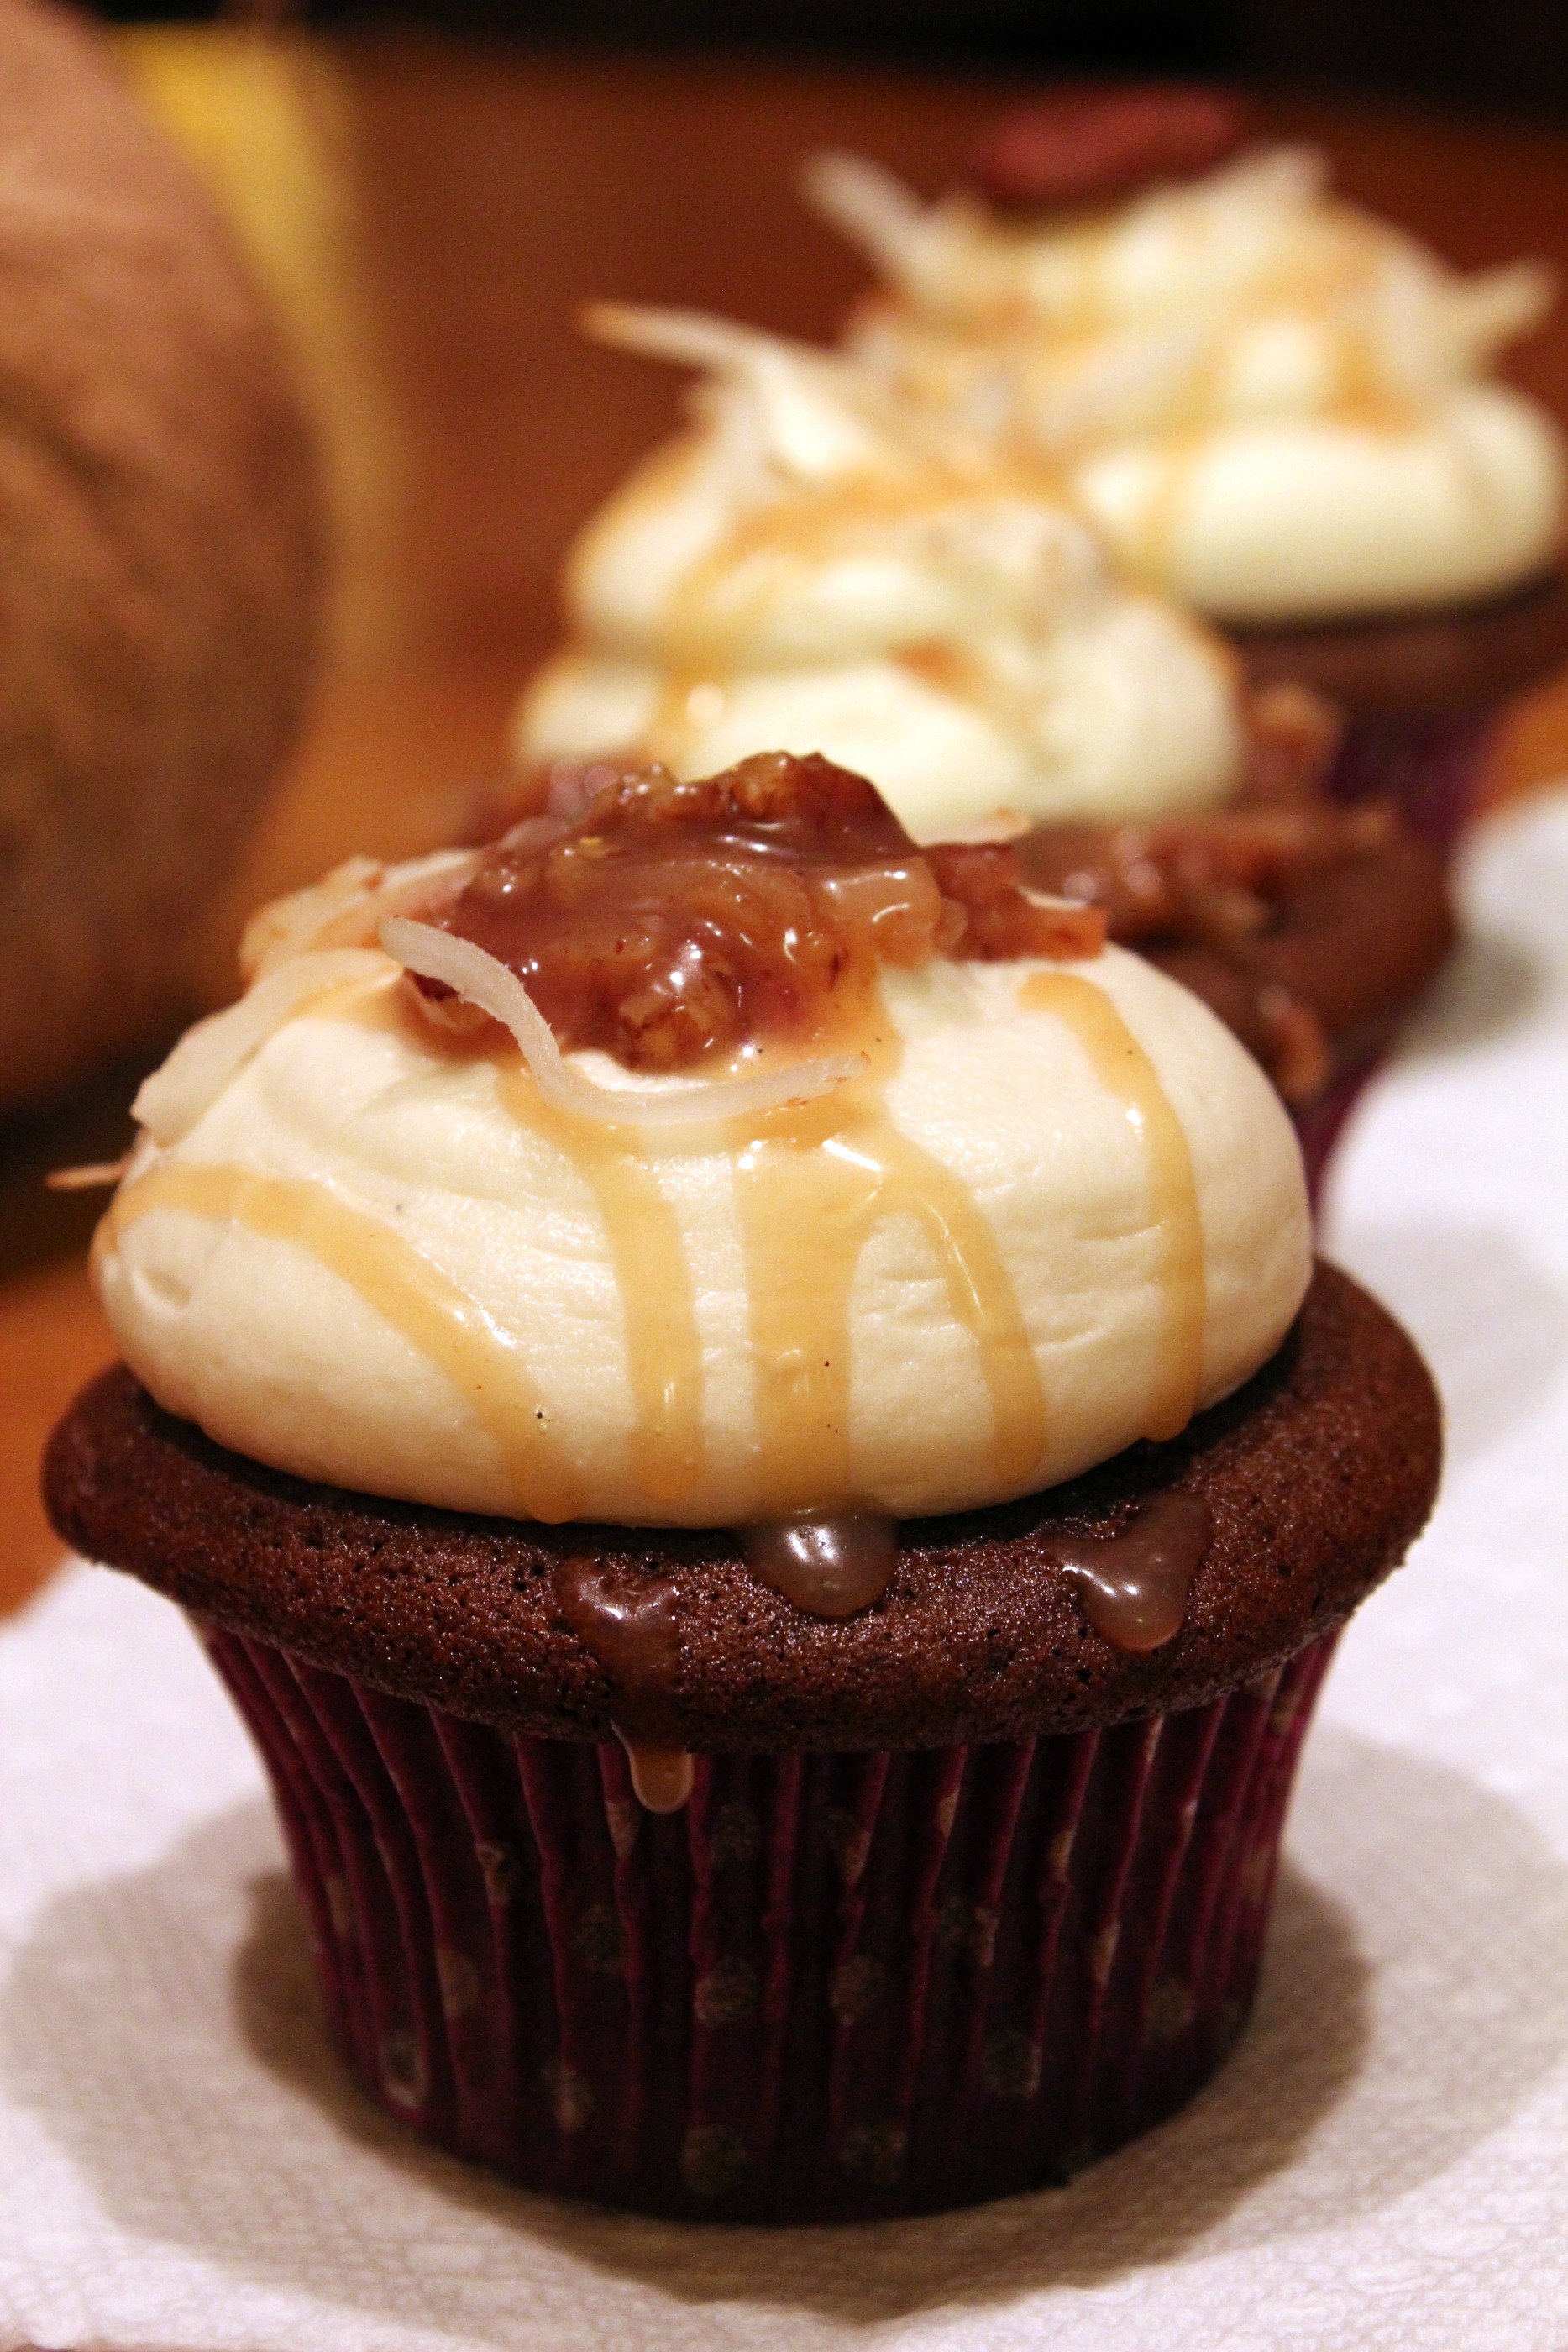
[512,303,1455,1189]
[806,95,1568,851]
[517,304,1247,833]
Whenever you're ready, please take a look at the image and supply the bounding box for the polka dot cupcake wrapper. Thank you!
[202,1626,1338,2222]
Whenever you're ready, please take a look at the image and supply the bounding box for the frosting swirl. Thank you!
[808,145,1565,623]
[517,305,1245,834]
[95,762,1309,1529]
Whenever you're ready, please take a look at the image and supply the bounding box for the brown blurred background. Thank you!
[7,9,1568,1614]
[87,1,1568,118]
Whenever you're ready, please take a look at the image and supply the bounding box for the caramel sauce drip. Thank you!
[732,1015,1049,1520]
[621,1745,695,1813]
[497,1071,706,1509]
[1051,1492,1212,1651]
[1020,972,1205,1440]
[432,752,1099,1078]
[742,1514,898,1617]
[553,1557,693,1811]
[102,1161,586,1520]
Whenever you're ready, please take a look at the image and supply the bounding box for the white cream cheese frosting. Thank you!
[516,307,1245,833]
[808,145,1566,624]
[95,875,1310,1530]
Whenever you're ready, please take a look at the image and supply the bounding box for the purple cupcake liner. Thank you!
[1293,1046,1382,1213]
[1329,708,1495,862]
[202,1623,1338,2222]
[1292,708,1494,1206]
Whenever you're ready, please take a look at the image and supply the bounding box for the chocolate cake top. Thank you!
[45,1263,1439,1752]
[1234,570,1568,719]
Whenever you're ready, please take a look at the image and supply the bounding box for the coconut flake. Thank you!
[133,948,391,1147]
[45,1156,132,1192]
[799,152,931,286]
[379,918,864,1128]
[240,847,482,984]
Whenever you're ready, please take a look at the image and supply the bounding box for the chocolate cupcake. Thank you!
[45,752,1440,2219]
[806,100,1568,848]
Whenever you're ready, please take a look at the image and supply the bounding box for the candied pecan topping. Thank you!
[1019,687,1452,1104]
[970,84,1252,213]
[423,752,1104,1074]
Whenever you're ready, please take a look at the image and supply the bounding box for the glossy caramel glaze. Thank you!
[742,1514,899,1616]
[1050,1491,1212,1651]
[426,752,1103,1073]
[553,1554,695,1809]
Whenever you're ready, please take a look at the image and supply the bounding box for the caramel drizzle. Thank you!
[640,454,1077,768]
[101,1161,586,1521]
[524,1005,1049,1520]
[328,981,709,1509]
[732,1022,1046,1518]
[496,1071,706,1509]
[1020,971,1205,1439]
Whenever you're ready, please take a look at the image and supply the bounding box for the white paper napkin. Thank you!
[4,790,1568,2352]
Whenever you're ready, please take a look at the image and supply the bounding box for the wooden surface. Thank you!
[6,41,1568,1620]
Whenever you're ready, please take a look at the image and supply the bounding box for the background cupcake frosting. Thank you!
[517,307,1247,835]
[810,142,1567,623]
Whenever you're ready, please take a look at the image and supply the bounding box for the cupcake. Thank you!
[517,304,1246,833]
[805,96,1568,850]
[512,307,1453,1189]
[45,749,1440,2219]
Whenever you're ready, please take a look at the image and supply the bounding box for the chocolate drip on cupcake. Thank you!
[742,1515,899,1617]
[1050,1491,1212,1651]
[553,1557,693,1812]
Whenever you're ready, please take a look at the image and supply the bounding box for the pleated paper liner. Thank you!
[201,1623,1338,2223]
